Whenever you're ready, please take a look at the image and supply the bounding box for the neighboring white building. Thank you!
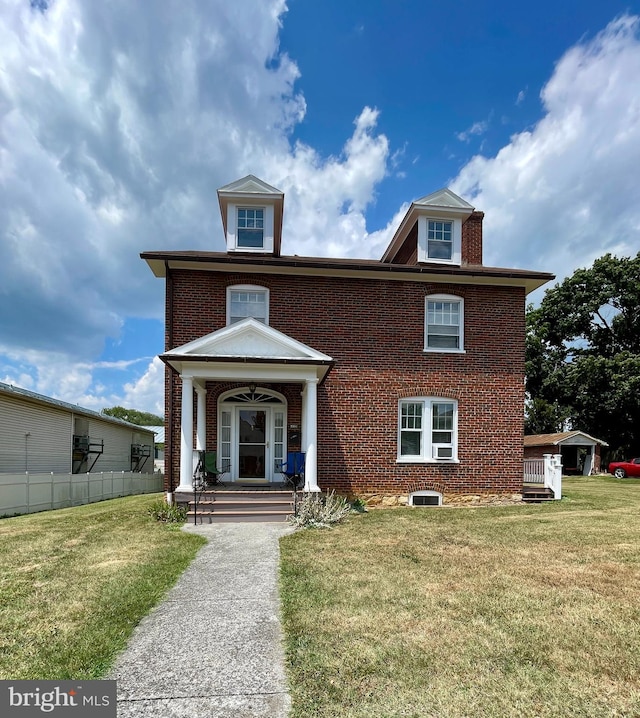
[0,382,155,474]
[143,425,165,473]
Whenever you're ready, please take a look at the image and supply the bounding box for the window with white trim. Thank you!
[227,285,269,325]
[428,220,452,260]
[398,398,457,462]
[417,216,462,265]
[425,295,464,352]
[237,207,264,248]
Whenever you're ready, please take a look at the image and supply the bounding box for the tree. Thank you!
[102,406,163,426]
[525,252,640,460]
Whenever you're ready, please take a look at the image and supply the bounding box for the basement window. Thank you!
[409,490,442,507]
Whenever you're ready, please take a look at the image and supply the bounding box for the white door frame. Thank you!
[218,388,287,484]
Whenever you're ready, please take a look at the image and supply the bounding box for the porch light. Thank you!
[249,383,257,400]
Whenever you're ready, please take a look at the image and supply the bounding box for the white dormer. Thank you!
[414,189,474,265]
[217,175,284,256]
[381,188,474,266]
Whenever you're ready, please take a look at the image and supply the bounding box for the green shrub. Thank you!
[290,491,352,529]
[350,496,367,513]
[147,498,187,523]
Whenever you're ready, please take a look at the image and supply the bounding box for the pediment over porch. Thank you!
[161,318,334,379]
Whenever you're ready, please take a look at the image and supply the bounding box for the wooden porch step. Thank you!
[187,509,291,524]
[179,486,296,523]
[522,486,555,502]
[191,499,293,512]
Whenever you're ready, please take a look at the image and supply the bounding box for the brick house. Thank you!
[142,175,553,506]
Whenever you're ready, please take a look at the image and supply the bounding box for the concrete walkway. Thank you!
[109,522,293,717]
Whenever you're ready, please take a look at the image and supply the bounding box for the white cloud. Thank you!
[456,119,490,143]
[122,357,165,416]
[516,89,526,105]
[0,0,392,411]
[3,2,639,416]
[451,15,640,289]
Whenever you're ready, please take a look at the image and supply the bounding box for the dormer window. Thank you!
[418,216,462,264]
[217,175,284,256]
[381,188,473,266]
[237,208,265,248]
[428,220,453,260]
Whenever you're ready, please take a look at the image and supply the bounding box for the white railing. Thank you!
[0,471,164,517]
[524,454,562,499]
[524,459,545,484]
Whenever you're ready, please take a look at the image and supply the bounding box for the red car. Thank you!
[608,458,640,478]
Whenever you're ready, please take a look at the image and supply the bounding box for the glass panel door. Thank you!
[238,409,266,479]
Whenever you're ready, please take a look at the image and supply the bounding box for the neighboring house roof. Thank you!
[524,431,608,447]
[0,381,155,437]
[141,250,554,295]
[144,426,165,443]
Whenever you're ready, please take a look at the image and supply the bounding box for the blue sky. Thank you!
[1,0,639,414]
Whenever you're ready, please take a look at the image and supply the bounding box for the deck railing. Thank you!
[524,454,562,499]
[524,459,545,484]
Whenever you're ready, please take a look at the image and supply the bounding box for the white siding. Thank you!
[0,393,155,474]
[0,395,72,473]
[87,420,154,473]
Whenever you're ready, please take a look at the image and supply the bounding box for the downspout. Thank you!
[166,261,175,498]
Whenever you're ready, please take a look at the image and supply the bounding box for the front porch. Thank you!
[162,318,334,496]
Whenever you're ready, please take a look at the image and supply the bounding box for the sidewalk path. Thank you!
[109,522,293,717]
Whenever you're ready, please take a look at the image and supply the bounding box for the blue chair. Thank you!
[278,451,305,489]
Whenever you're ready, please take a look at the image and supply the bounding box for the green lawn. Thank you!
[280,476,640,717]
[0,494,205,679]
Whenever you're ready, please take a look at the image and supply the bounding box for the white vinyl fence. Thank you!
[0,471,163,517]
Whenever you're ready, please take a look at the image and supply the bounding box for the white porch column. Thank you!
[302,378,320,492]
[179,376,194,491]
[300,384,307,450]
[195,384,207,451]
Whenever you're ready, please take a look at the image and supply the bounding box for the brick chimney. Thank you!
[461,211,483,265]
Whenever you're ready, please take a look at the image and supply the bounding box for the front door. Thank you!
[219,395,286,484]
[238,408,267,481]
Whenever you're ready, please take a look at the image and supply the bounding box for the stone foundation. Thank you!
[358,492,523,508]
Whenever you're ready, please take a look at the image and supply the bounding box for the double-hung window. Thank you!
[427,220,453,260]
[398,398,457,462]
[237,207,264,248]
[417,215,462,265]
[425,295,464,352]
[227,285,269,325]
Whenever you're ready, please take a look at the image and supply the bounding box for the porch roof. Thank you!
[161,318,334,382]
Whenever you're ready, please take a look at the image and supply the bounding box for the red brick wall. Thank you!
[164,269,525,496]
[524,446,549,460]
[462,211,484,265]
